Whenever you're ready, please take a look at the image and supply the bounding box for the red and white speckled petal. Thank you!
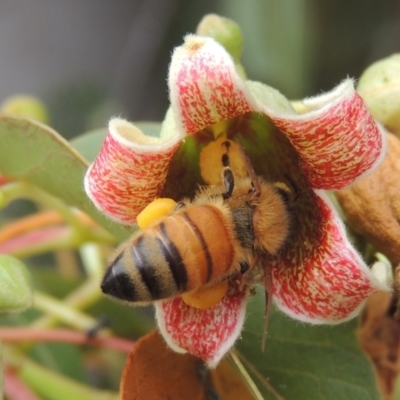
[84,118,181,224]
[155,281,248,368]
[271,190,389,324]
[260,79,387,190]
[169,35,257,136]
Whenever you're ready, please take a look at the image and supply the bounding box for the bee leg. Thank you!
[238,261,252,290]
[261,263,272,352]
[239,258,257,286]
[239,255,272,350]
[237,144,262,196]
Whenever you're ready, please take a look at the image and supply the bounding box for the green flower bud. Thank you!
[0,255,33,313]
[196,14,243,63]
[357,54,400,133]
[1,95,49,124]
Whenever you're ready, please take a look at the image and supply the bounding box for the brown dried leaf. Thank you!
[120,330,253,400]
[336,132,400,265]
[209,359,255,400]
[358,292,400,399]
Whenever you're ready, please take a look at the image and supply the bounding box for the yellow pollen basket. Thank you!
[136,198,177,229]
[181,280,229,309]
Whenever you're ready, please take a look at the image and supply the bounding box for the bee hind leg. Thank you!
[238,255,272,351]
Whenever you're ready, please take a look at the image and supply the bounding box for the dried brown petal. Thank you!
[209,359,254,400]
[358,291,400,399]
[336,132,400,265]
[120,330,253,400]
[120,331,208,400]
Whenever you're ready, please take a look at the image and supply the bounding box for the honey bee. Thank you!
[101,140,294,309]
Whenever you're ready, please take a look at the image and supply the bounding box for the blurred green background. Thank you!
[1,0,399,137]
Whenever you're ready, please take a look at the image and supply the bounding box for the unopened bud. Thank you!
[0,255,33,313]
[196,14,243,63]
[357,54,400,134]
[1,95,49,124]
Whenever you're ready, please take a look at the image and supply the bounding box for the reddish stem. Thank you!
[0,327,135,354]
[0,226,70,254]
[0,210,98,245]
[4,366,40,400]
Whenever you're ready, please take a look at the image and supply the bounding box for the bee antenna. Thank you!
[237,145,261,196]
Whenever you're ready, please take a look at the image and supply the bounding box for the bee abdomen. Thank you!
[156,222,188,290]
[101,204,237,304]
[101,253,139,302]
[164,205,236,288]
[102,228,188,303]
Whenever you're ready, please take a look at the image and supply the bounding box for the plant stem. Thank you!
[228,351,265,400]
[79,243,105,280]
[0,328,134,354]
[4,365,40,400]
[0,182,115,246]
[5,347,119,400]
[33,291,102,332]
[31,277,103,330]
[3,226,114,259]
[1,182,81,230]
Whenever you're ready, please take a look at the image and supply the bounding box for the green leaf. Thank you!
[70,122,162,163]
[69,128,107,163]
[30,342,86,384]
[0,115,127,240]
[236,290,380,400]
[0,255,33,313]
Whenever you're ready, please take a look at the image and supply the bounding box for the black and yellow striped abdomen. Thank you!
[101,204,237,303]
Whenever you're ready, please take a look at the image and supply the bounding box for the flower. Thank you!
[85,34,388,367]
